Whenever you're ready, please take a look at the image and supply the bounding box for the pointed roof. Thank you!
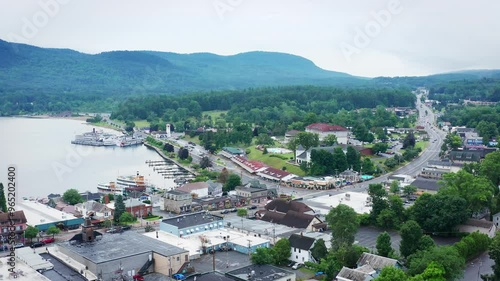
[288,233,316,250]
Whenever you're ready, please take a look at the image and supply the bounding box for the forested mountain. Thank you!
[373,70,500,88]
[0,39,361,95]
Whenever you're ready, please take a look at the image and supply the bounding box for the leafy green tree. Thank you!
[486,233,500,280]
[377,209,398,229]
[410,193,469,234]
[407,246,465,281]
[103,219,112,228]
[178,147,189,160]
[119,212,136,224]
[199,156,212,169]
[402,185,417,199]
[346,146,361,171]
[218,168,229,184]
[440,170,495,214]
[237,208,248,217]
[402,131,416,149]
[323,134,338,146]
[125,121,135,132]
[362,157,375,175]
[332,147,348,173]
[256,133,274,145]
[372,143,389,155]
[272,238,291,266]
[251,247,274,265]
[113,195,126,222]
[476,120,499,143]
[25,225,39,242]
[480,151,500,187]
[390,180,401,194]
[223,174,242,192]
[409,262,446,281]
[368,183,388,223]
[376,232,394,257]
[46,225,60,238]
[311,238,328,261]
[63,188,83,205]
[289,132,320,152]
[163,142,174,152]
[399,220,423,258]
[0,183,6,212]
[326,204,359,250]
[374,266,408,281]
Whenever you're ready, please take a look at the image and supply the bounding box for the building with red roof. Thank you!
[231,156,268,174]
[305,123,350,144]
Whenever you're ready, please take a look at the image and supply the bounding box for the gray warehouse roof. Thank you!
[226,264,294,281]
[58,231,187,264]
[162,211,223,229]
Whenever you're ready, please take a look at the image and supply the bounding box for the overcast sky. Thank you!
[1,0,499,77]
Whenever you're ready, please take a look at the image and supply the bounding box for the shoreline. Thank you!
[5,115,124,133]
[144,142,198,176]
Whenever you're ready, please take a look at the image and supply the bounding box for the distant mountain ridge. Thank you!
[0,39,360,95]
[1,39,499,95]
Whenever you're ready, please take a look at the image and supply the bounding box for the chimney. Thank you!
[104,194,110,204]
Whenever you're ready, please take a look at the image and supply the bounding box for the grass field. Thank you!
[133,120,150,128]
[203,110,228,120]
[245,146,305,176]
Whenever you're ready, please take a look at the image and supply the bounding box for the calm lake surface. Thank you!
[0,117,174,197]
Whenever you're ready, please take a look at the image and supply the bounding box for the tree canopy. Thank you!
[62,189,83,205]
[326,204,359,250]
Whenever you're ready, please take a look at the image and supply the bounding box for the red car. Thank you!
[41,237,55,244]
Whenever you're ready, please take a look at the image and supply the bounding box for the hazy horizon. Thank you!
[1,0,499,77]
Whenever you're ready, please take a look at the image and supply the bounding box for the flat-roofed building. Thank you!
[226,264,295,281]
[17,200,84,231]
[160,211,224,237]
[57,231,189,279]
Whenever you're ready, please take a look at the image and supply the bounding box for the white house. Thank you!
[305,123,350,144]
[75,201,113,220]
[288,233,317,264]
[494,213,500,227]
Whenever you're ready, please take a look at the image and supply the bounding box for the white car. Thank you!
[292,263,303,270]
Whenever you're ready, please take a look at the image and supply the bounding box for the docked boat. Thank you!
[97,172,155,195]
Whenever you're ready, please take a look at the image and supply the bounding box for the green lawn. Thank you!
[133,120,150,128]
[183,135,202,145]
[203,110,228,120]
[415,140,430,151]
[245,146,305,176]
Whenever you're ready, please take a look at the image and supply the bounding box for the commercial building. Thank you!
[161,189,193,214]
[226,264,295,281]
[0,210,27,241]
[17,200,84,231]
[305,123,350,144]
[57,230,189,279]
[160,211,224,237]
[235,186,268,205]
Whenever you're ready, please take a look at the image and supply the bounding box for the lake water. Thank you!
[0,117,175,198]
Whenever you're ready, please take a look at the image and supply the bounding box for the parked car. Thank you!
[172,273,186,280]
[121,225,131,231]
[315,271,325,276]
[30,242,46,248]
[41,237,55,244]
[230,208,238,212]
[287,261,296,267]
[292,263,303,270]
[14,243,24,249]
[220,209,229,214]
[247,205,257,210]
[106,228,122,234]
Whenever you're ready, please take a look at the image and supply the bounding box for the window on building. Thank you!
[302,257,305,261]
[298,249,301,253]
[294,248,296,252]
[185,255,188,262]
[295,255,298,259]
[177,256,180,261]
